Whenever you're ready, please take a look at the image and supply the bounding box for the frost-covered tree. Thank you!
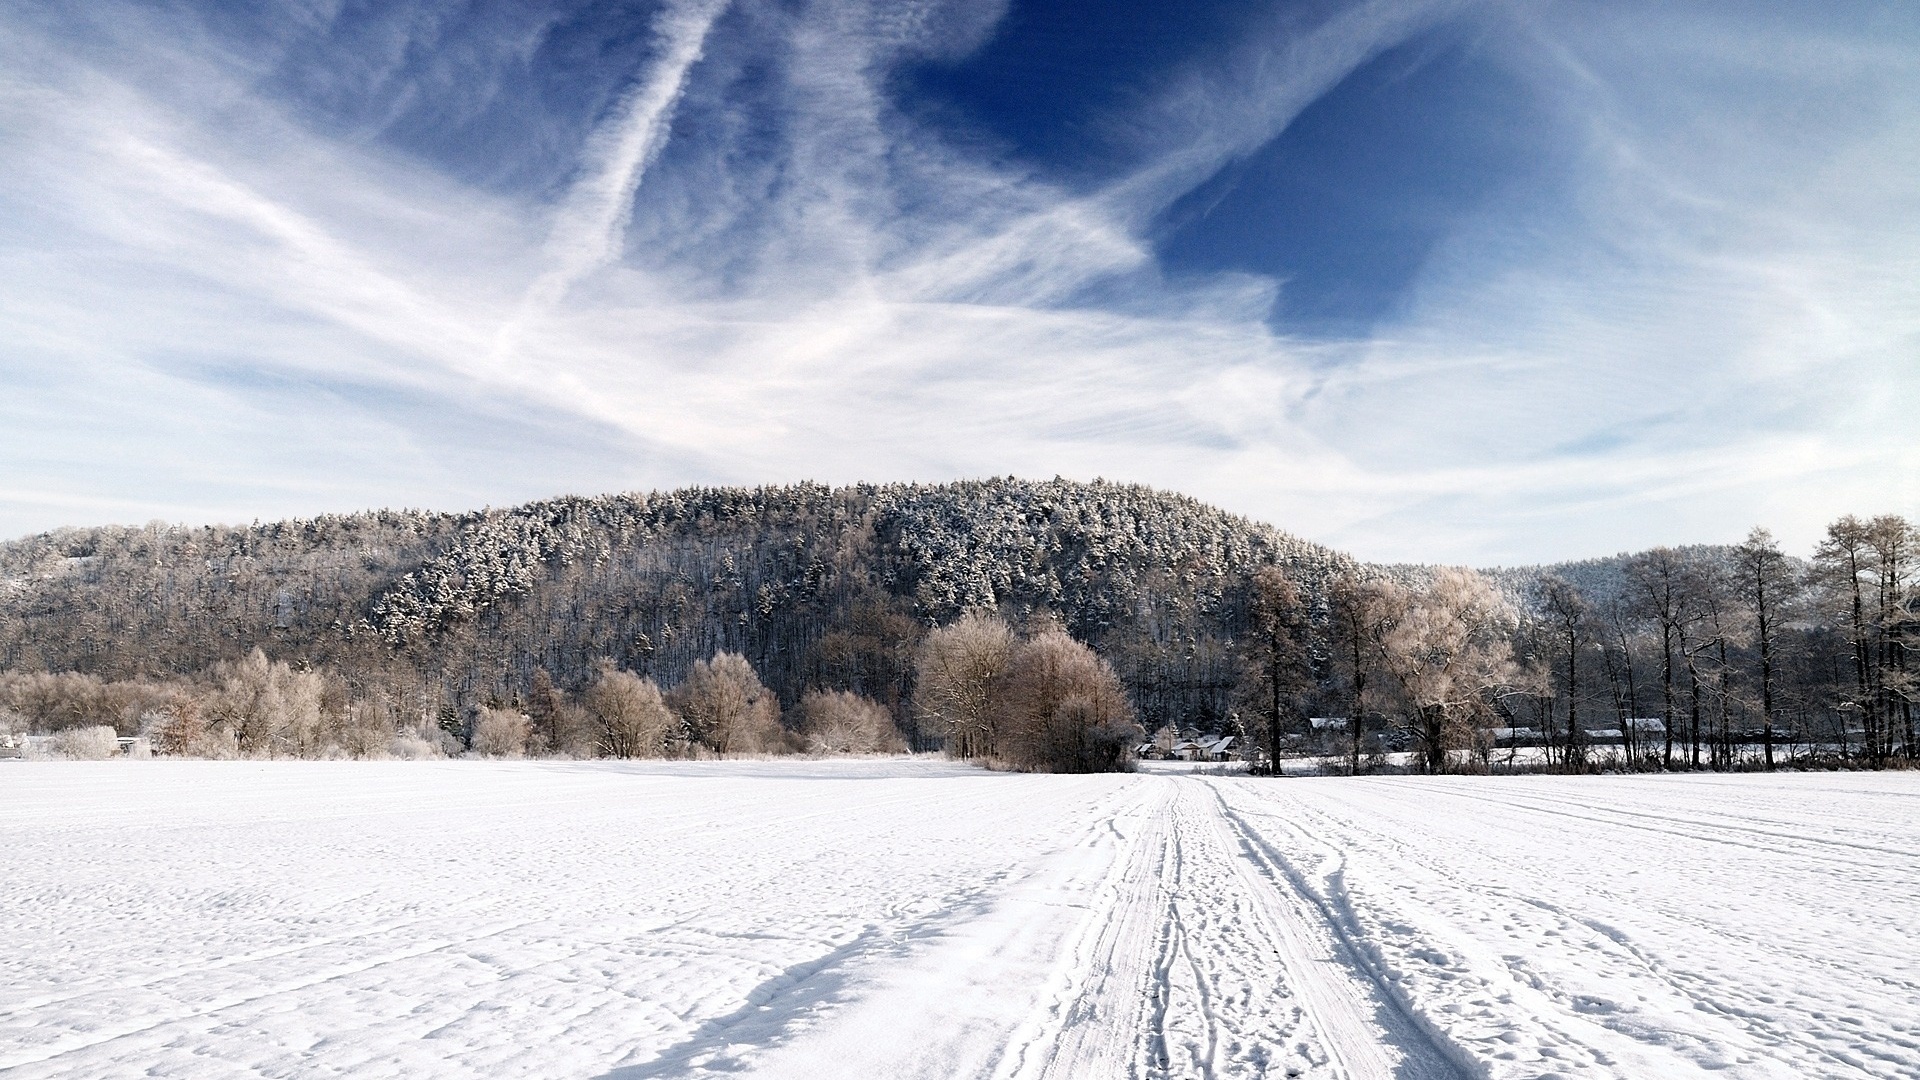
[998,629,1138,773]
[670,653,784,754]
[1377,569,1518,774]
[202,649,329,757]
[914,612,1015,759]
[584,662,678,759]
[1864,515,1917,761]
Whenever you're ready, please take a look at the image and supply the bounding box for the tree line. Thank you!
[0,479,1911,773]
[0,480,1345,763]
[1,621,1129,773]
[1231,515,1917,774]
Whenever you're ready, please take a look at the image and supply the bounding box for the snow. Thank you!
[2,761,1917,1079]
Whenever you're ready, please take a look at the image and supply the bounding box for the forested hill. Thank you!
[1481,546,1740,609]
[0,478,1358,734]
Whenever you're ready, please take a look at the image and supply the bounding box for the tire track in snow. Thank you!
[989,777,1173,1080]
[1201,781,1471,1080]
[1145,781,1322,1080]
[1225,781,1863,1079]
[1006,777,1467,1079]
[597,777,1167,1080]
[0,915,546,1071]
[1403,782,1920,864]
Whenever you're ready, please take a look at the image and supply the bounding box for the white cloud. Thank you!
[0,0,1914,567]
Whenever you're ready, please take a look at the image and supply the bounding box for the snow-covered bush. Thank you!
[388,730,448,760]
[799,690,905,755]
[52,725,121,760]
[471,708,530,757]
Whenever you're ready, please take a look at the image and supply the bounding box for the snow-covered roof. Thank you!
[1308,717,1349,730]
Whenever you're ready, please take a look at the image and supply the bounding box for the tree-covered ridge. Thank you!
[365,478,1355,644]
[0,478,1352,736]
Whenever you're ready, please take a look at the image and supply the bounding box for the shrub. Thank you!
[471,707,531,757]
[799,690,906,754]
[51,725,121,760]
[389,730,448,760]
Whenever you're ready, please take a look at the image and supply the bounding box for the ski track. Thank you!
[3,763,1916,1079]
[1218,774,1920,1080]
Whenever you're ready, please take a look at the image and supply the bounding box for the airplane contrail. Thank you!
[494,0,731,367]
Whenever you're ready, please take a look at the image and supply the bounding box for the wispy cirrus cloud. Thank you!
[0,0,1914,564]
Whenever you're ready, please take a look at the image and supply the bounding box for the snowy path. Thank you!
[1217,774,1920,1079]
[3,763,1916,1078]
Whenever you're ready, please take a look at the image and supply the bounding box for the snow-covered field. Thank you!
[2,762,1915,1079]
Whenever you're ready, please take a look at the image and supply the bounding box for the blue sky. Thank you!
[0,0,1915,563]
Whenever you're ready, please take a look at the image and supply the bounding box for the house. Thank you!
[1195,735,1237,762]
[1586,719,1666,746]
[1140,724,1189,760]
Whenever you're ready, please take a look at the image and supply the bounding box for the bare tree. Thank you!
[585,661,678,758]
[1327,574,1399,774]
[1536,574,1592,770]
[1816,517,1878,762]
[1628,549,1699,769]
[526,668,564,755]
[670,652,784,754]
[1732,527,1796,769]
[914,611,1015,760]
[337,688,402,759]
[1240,566,1310,776]
[1376,569,1518,774]
[1688,557,1740,770]
[1594,591,1646,765]
[999,629,1139,773]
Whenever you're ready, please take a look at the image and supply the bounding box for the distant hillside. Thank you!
[0,478,1360,734]
[1482,545,1746,611]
